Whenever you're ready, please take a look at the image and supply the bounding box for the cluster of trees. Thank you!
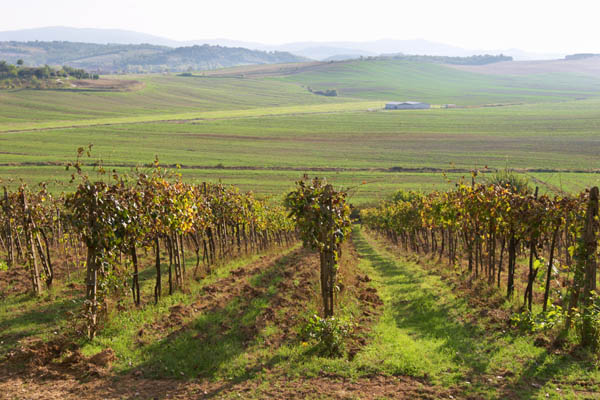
[307,87,338,97]
[361,174,600,347]
[0,152,296,339]
[0,41,166,71]
[119,44,305,73]
[565,53,600,60]
[0,60,98,83]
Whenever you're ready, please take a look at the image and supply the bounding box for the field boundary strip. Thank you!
[0,101,382,133]
[1,161,599,176]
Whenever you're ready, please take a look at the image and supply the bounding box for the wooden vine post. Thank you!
[84,184,101,340]
[20,188,43,295]
[581,186,599,347]
[285,177,351,318]
[2,187,14,267]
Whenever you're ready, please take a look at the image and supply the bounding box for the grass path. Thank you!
[0,101,382,133]
[354,226,600,399]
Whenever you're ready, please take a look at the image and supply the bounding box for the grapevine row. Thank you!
[361,180,599,346]
[0,156,296,338]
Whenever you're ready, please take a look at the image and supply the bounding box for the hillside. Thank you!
[0,41,307,73]
[277,58,600,104]
[1,56,600,201]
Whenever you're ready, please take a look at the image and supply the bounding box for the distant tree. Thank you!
[16,59,24,66]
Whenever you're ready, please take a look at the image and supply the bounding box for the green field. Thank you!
[1,58,600,202]
[281,59,600,104]
[0,74,354,128]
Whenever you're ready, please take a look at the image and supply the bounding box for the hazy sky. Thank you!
[1,0,599,53]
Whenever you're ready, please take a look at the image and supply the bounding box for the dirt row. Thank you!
[0,373,452,400]
[1,249,305,381]
[0,240,440,399]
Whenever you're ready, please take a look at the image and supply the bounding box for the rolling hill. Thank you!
[1,55,600,200]
[0,41,307,73]
[3,57,600,129]
[0,26,181,46]
[0,27,564,60]
[279,58,600,105]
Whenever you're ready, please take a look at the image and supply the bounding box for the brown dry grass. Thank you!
[71,79,144,92]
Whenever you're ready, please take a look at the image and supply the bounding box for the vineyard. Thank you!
[1,150,296,340]
[361,173,600,348]
[2,157,600,398]
[3,35,600,398]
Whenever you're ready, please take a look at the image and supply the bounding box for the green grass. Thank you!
[81,245,300,370]
[3,59,599,131]
[2,59,600,203]
[280,59,600,105]
[355,227,600,399]
[0,165,461,206]
[2,223,599,398]
[0,74,354,129]
[0,100,380,133]
[0,269,84,358]
[2,100,600,203]
[0,292,81,357]
[5,103,600,168]
[79,225,600,398]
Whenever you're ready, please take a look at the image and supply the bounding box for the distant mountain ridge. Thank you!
[0,27,565,61]
[0,26,181,47]
[0,41,307,73]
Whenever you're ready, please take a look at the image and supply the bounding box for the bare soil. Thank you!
[0,373,451,400]
[70,79,144,92]
[447,56,600,76]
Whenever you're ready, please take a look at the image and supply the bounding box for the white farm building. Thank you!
[385,101,430,110]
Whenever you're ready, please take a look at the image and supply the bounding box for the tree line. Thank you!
[0,60,99,82]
